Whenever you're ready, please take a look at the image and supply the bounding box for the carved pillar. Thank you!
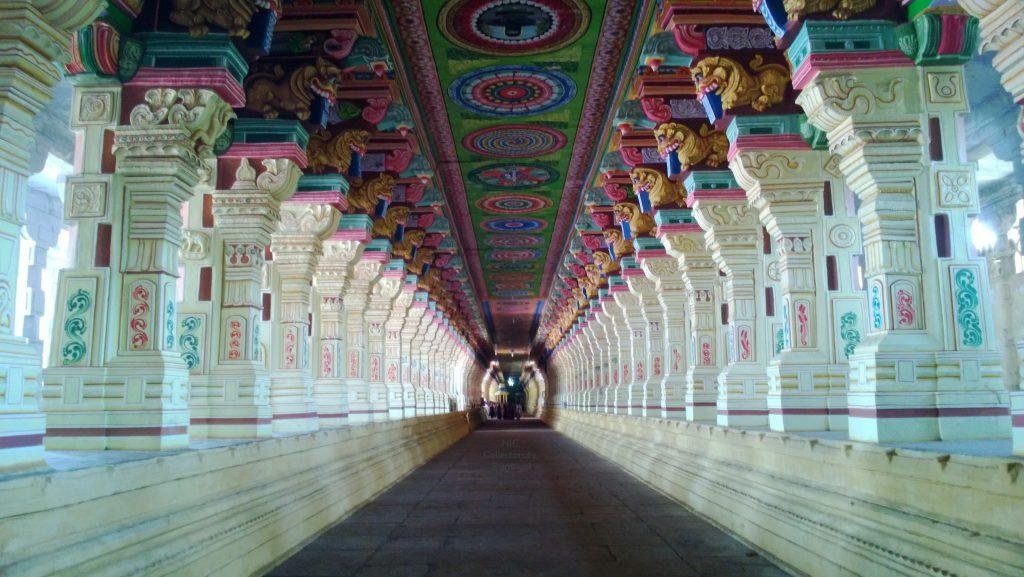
[0,1,105,463]
[729,120,855,431]
[384,278,415,420]
[344,250,385,424]
[193,156,300,439]
[409,304,432,413]
[660,220,722,422]
[269,198,341,433]
[314,215,369,428]
[365,258,401,421]
[795,25,1009,442]
[400,292,428,418]
[623,266,661,417]
[595,295,621,412]
[582,318,602,410]
[690,183,770,427]
[639,249,688,420]
[44,88,232,450]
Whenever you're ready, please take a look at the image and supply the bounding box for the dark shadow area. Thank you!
[265,418,788,577]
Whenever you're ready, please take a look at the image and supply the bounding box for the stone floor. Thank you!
[265,418,790,577]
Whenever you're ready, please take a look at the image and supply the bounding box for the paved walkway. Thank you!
[266,419,789,577]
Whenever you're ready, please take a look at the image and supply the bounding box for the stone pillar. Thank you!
[595,295,620,412]
[195,156,300,439]
[400,292,428,418]
[622,264,661,417]
[0,1,104,463]
[44,88,232,450]
[365,259,401,421]
[794,23,1009,442]
[384,278,416,420]
[660,218,722,422]
[689,177,770,428]
[729,117,850,431]
[410,304,432,413]
[582,318,602,410]
[345,249,386,424]
[638,246,688,420]
[314,215,369,428]
[269,197,342,433]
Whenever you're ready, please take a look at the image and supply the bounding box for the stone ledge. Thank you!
[0,411,480,577]
[543,409,1024,577]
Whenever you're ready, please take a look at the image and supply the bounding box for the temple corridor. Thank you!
[266,419,786,577]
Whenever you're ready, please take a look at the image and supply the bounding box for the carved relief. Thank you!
[67,182,107,219]
[180,229,211,261]
[613,202,656,236]
[78,92,113,123]
[127,88,234,152]
[60,288,92,366]
[372,205,410,238]
[653,123,728,169]
[245,58,340,121]
[692,55,790,112]
[630,167,684,208]
[349,173,395,215]
[307,129,370,173]
[936,170,974,207]
[169,0,263,38]
[782,0,876,20]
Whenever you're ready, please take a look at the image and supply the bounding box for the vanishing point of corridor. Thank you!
[267,420,786,577]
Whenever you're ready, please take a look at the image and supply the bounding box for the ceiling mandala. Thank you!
[468,163,558,189]
[449,65,577,116]
[476,193,552,214]
[462,124,567,158]
[381,0,652,349]
[481,216,548,233]
[438,0,591,56]
[483,234,543,247]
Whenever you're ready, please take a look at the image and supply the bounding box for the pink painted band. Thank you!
[0,433,44,449]
[128,68,246,107]
[1012,414,1024,427]
[790,51,913,90]
[273,412,318,420]
[717,409,769,416]
[45,426,188,437]
[190,417,272,425]
[636,249,669,260]
[331,229,372,242]
[221,142,309,168]
[657,223,704,236]
[318,413,348,418]
[848,407,1009,419]
[728,135,810,161]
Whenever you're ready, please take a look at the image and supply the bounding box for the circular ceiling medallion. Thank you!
[449,65,576,116]
[484,235,542,248]
[476,193,551,214]
[463,124,566,158]
[481,216,547,233]
[439,0,591,56]
[468,163,558,188]
[488,249,541,261]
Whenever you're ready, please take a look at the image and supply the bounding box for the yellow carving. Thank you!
[407,246,434,276]
[578,276,598,300]
[603,228,635,259]
[692,54,790,113]
[612,202,655,237]
[372,206,410,239]
[393,228,425,261]
[246,57,340,121]
[783,0,876,20]
[592,251,620,276]
[307,129,370,174]
[170,0,258,38]
[653,123,728,170]
[629,167,685,208]
[349,174,395,215]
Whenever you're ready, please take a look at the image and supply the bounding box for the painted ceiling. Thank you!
[377,0,655,351]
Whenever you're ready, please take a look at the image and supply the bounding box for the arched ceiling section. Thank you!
[376,0,658,352]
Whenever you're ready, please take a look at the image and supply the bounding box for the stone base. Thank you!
[685,390,717,422]
[189,405,273,440]
[1,412,479,576]
[0,411,45,470]
[271,406,319,434]
[1012,391,1024,455]
[544,409,1024,577]
[848,390,1010,443]
[767,391,830,432]
[45,409,191,451]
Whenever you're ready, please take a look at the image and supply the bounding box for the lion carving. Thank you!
[393,228,425,261]
[307,129,370,174]
[349,173,395,215]
[630,167,684,208]
[170,0,257,38]
[407,246,434,275]
[592,251,620,276]
[784,0,875,20]
[372,205,410,239]
[692,54,790,113]
[245,57,340,121]
[603,228,635,259]
[653,123,728,170]
[613,202,656,237]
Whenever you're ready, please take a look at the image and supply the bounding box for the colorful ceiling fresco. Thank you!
[378,0,655,349]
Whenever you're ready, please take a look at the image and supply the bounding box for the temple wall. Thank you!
[543,408,1024,577]
[0,411,480,577]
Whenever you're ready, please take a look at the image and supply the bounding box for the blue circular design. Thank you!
[449,65,576,116]
[481,217,547,233]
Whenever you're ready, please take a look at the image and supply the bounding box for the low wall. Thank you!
[0,411,480,577]
[543,409,1024,577]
